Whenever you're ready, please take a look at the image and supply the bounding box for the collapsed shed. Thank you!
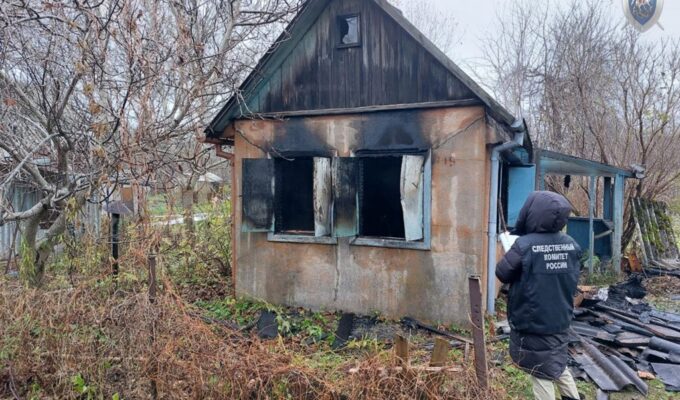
[203,0,639,325]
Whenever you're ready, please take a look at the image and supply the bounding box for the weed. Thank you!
[160,197,232,302]
[495,364,532,399]
[448,322,471,336]
[346,338,383,353]
[494,297,507,314]
[580,266,622,286]
[195,297,264,325]
[72,373,97,399]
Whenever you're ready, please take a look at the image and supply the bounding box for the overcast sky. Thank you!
[428,0,680,71]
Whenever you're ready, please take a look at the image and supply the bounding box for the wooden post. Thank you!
[111,213,120,277]
[104,201,131,279]
[469,276,489,389]
[429,337,450,367]
[394,334,409,367]
[148,254,157,303]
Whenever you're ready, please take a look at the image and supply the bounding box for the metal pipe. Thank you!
[486,120,525,315]
[589,175,596,273]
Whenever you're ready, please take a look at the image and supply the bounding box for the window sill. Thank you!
[267,233,337,245]
[351,237,431,251]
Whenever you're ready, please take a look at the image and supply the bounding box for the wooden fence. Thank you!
[1,183,101,263]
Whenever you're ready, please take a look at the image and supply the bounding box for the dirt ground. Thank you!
[645,275,680,313]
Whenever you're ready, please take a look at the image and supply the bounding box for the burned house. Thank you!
[204,0,635,324]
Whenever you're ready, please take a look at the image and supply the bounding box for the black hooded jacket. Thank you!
[496,191,581,379]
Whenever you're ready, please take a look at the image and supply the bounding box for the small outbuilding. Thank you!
[204,0,636,324]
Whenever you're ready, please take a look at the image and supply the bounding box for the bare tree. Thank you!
[482,0,680,240]
[0,0,300,285]
[389,0,460,56]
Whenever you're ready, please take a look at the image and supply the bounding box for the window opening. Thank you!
[338,14,360,47]
[275,157,315,233]
[359,156,406,239]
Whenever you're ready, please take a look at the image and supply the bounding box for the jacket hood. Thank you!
[512,191,572,235]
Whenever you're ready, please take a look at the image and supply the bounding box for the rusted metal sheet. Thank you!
[570,340,648,395]
[468,276,488,389]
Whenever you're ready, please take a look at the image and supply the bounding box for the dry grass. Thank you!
[0,209,510,399]
[0,271,509,399]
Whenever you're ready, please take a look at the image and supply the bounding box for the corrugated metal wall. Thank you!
[1,184,101,262]
[0,184,40,261]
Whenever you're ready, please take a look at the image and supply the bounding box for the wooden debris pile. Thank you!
[566,276,680,396]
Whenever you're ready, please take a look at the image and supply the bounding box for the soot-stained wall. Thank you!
[231,106,492,325]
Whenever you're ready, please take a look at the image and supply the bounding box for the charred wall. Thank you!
[232,106,490,325]
[245,0,476,115]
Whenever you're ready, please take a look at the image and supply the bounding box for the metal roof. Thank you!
[570,339,648,395]
[204,0,524,142]
[537,149,635,178]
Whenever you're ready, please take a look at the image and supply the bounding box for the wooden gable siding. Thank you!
[246,0,476,115]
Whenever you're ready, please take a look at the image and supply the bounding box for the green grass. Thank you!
[606,379,679,400]
[195,297,266,326]
[195,297,337,342]
[576,380,596,399]
[580,267,623,286]
[495,363,533,399]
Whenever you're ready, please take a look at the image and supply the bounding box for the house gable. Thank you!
[206,0,519,141]
[247,0,476,113]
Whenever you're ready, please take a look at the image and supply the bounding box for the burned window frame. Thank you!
[273,157,316,234]
[241,152,431,250]
[336,13,361,48]
[267,156,337,245]
[351,151,432,251]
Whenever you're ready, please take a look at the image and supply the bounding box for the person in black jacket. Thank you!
[496,191,582,400]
